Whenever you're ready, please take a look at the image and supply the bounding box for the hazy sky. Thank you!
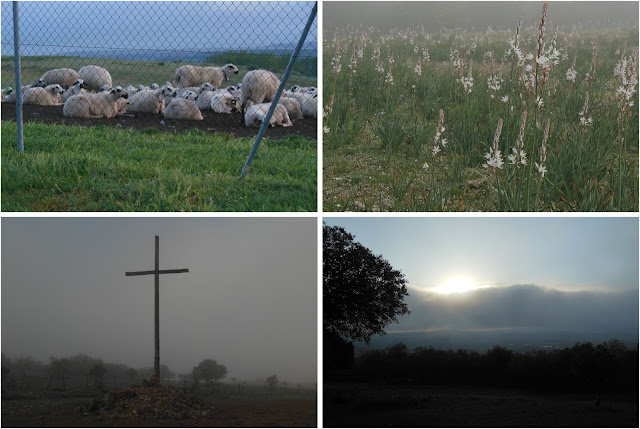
[324,217,638,336]
[1,1,317,57]
[324,2,639,31]
[2,217,317,384]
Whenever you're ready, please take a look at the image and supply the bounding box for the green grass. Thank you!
[323,23,639,212]
[1,54,317,91]
[1,122,317,211]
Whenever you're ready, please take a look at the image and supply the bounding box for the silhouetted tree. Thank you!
[324,224,410,369]
[266,375,279,391]
[191,359,227,393]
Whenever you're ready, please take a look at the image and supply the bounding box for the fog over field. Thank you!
[324,217,639,350]
[1,218,317,385]
[324,1,639,31]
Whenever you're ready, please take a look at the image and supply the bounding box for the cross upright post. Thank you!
[126,235,188,381]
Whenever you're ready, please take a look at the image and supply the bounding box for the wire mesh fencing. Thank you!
[1,1,317,135]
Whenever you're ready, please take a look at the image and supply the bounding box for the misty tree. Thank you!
[324,224,410,368]
[266,375,278,391]
[48,357,69,391]
[126,368,138,383]
[191,359,227,393]
[89,363,106,388]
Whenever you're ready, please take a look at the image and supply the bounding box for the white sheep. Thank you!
[127,85,176,114]
[197,89,220,111]
[3,78,47,102]
[244,103,292,128]
[150,83,159,90]
[210,91,241,114]
[178,90,198,101]
[241,69,280,114]
[61,79,87,103]
[278,96,304,120]
[164,98,203,120]
[78,65,113,92]
[22,84,64,105]
[174,63,239,89]
[290,92,317,118]
[40,68,79,88]
[125,85,138,97]
[63,86,128,118]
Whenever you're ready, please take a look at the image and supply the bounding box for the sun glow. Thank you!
[430,277,491,294]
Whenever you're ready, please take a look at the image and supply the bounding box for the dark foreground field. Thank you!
[2,391,316,427]
[1,102,317,141]
[324,382,639,427]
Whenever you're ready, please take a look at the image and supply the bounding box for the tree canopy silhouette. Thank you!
[323,224,410,344]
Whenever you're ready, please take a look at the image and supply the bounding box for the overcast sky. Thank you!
[324,2,638,31]
[324,217,638,336]
[2,217,317,384]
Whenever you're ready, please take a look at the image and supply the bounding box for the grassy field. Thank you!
[323,9,639,211]
[1,54,317,91]
[1,121,316,211]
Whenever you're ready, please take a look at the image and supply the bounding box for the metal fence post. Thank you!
[12,1,24,153]
[239,1,317,179]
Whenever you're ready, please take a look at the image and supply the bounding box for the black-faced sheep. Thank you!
[244,103,292,128]
[40,68,79,89]
[164,98,203,120]
[174,64,239,89]
[210,91,241,114]
[61,79,87,103]
[78,65,113,92]
[240,69,281,115]
[3,78,47,102]
[63,86,128,118]
[22,84,64,105]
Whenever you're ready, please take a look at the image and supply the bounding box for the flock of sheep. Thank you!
[3,63,318,128]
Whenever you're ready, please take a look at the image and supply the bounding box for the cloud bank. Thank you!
[397,284,638,335]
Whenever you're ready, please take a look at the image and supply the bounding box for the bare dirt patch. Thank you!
[2,391,316,427]
[1,102,317,141]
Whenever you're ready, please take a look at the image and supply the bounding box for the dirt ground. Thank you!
[1,102,317,141]
[324,382,639,427]
[2,394,316,427]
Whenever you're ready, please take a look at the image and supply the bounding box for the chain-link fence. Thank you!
[1,1,317,137]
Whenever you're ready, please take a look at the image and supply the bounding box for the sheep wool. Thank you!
[22,84,64,106]
[40,68,79,89]
[241,69,280,114]
[63,86,128,119]
[244,103,292,128]
[164,99,204,120]
[78,65,113,92]
[174,64,239,89]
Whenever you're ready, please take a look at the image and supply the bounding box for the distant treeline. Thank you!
[1,353,176,391]
[349,339,638,393]
[205,50,317,77]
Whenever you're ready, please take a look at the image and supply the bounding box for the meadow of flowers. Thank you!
[323,3,639,211]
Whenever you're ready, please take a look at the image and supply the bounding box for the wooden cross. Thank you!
[125,235,188,380]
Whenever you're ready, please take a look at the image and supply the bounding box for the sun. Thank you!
[430,277,490,294]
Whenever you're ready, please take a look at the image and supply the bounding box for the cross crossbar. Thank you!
[125,269,189,276]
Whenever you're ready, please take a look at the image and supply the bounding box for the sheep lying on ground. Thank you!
[22,84,64,105]
[241,69,280,114]
[178,90,198,101]
[197,88,220,111]
[127,85,176,114]
[174,63,238,89]
[278,96,304,120]
[125,85,138,97]
[78,65,113,92]
[164,98,203,120]
[289,85,317,96]
[210,91,241,113]
[63,86,128,118]
[3,79,47,102]
[61,79,87,103]
[290,92,317,117]
[40,68,79,88]
[244,103,292,128]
